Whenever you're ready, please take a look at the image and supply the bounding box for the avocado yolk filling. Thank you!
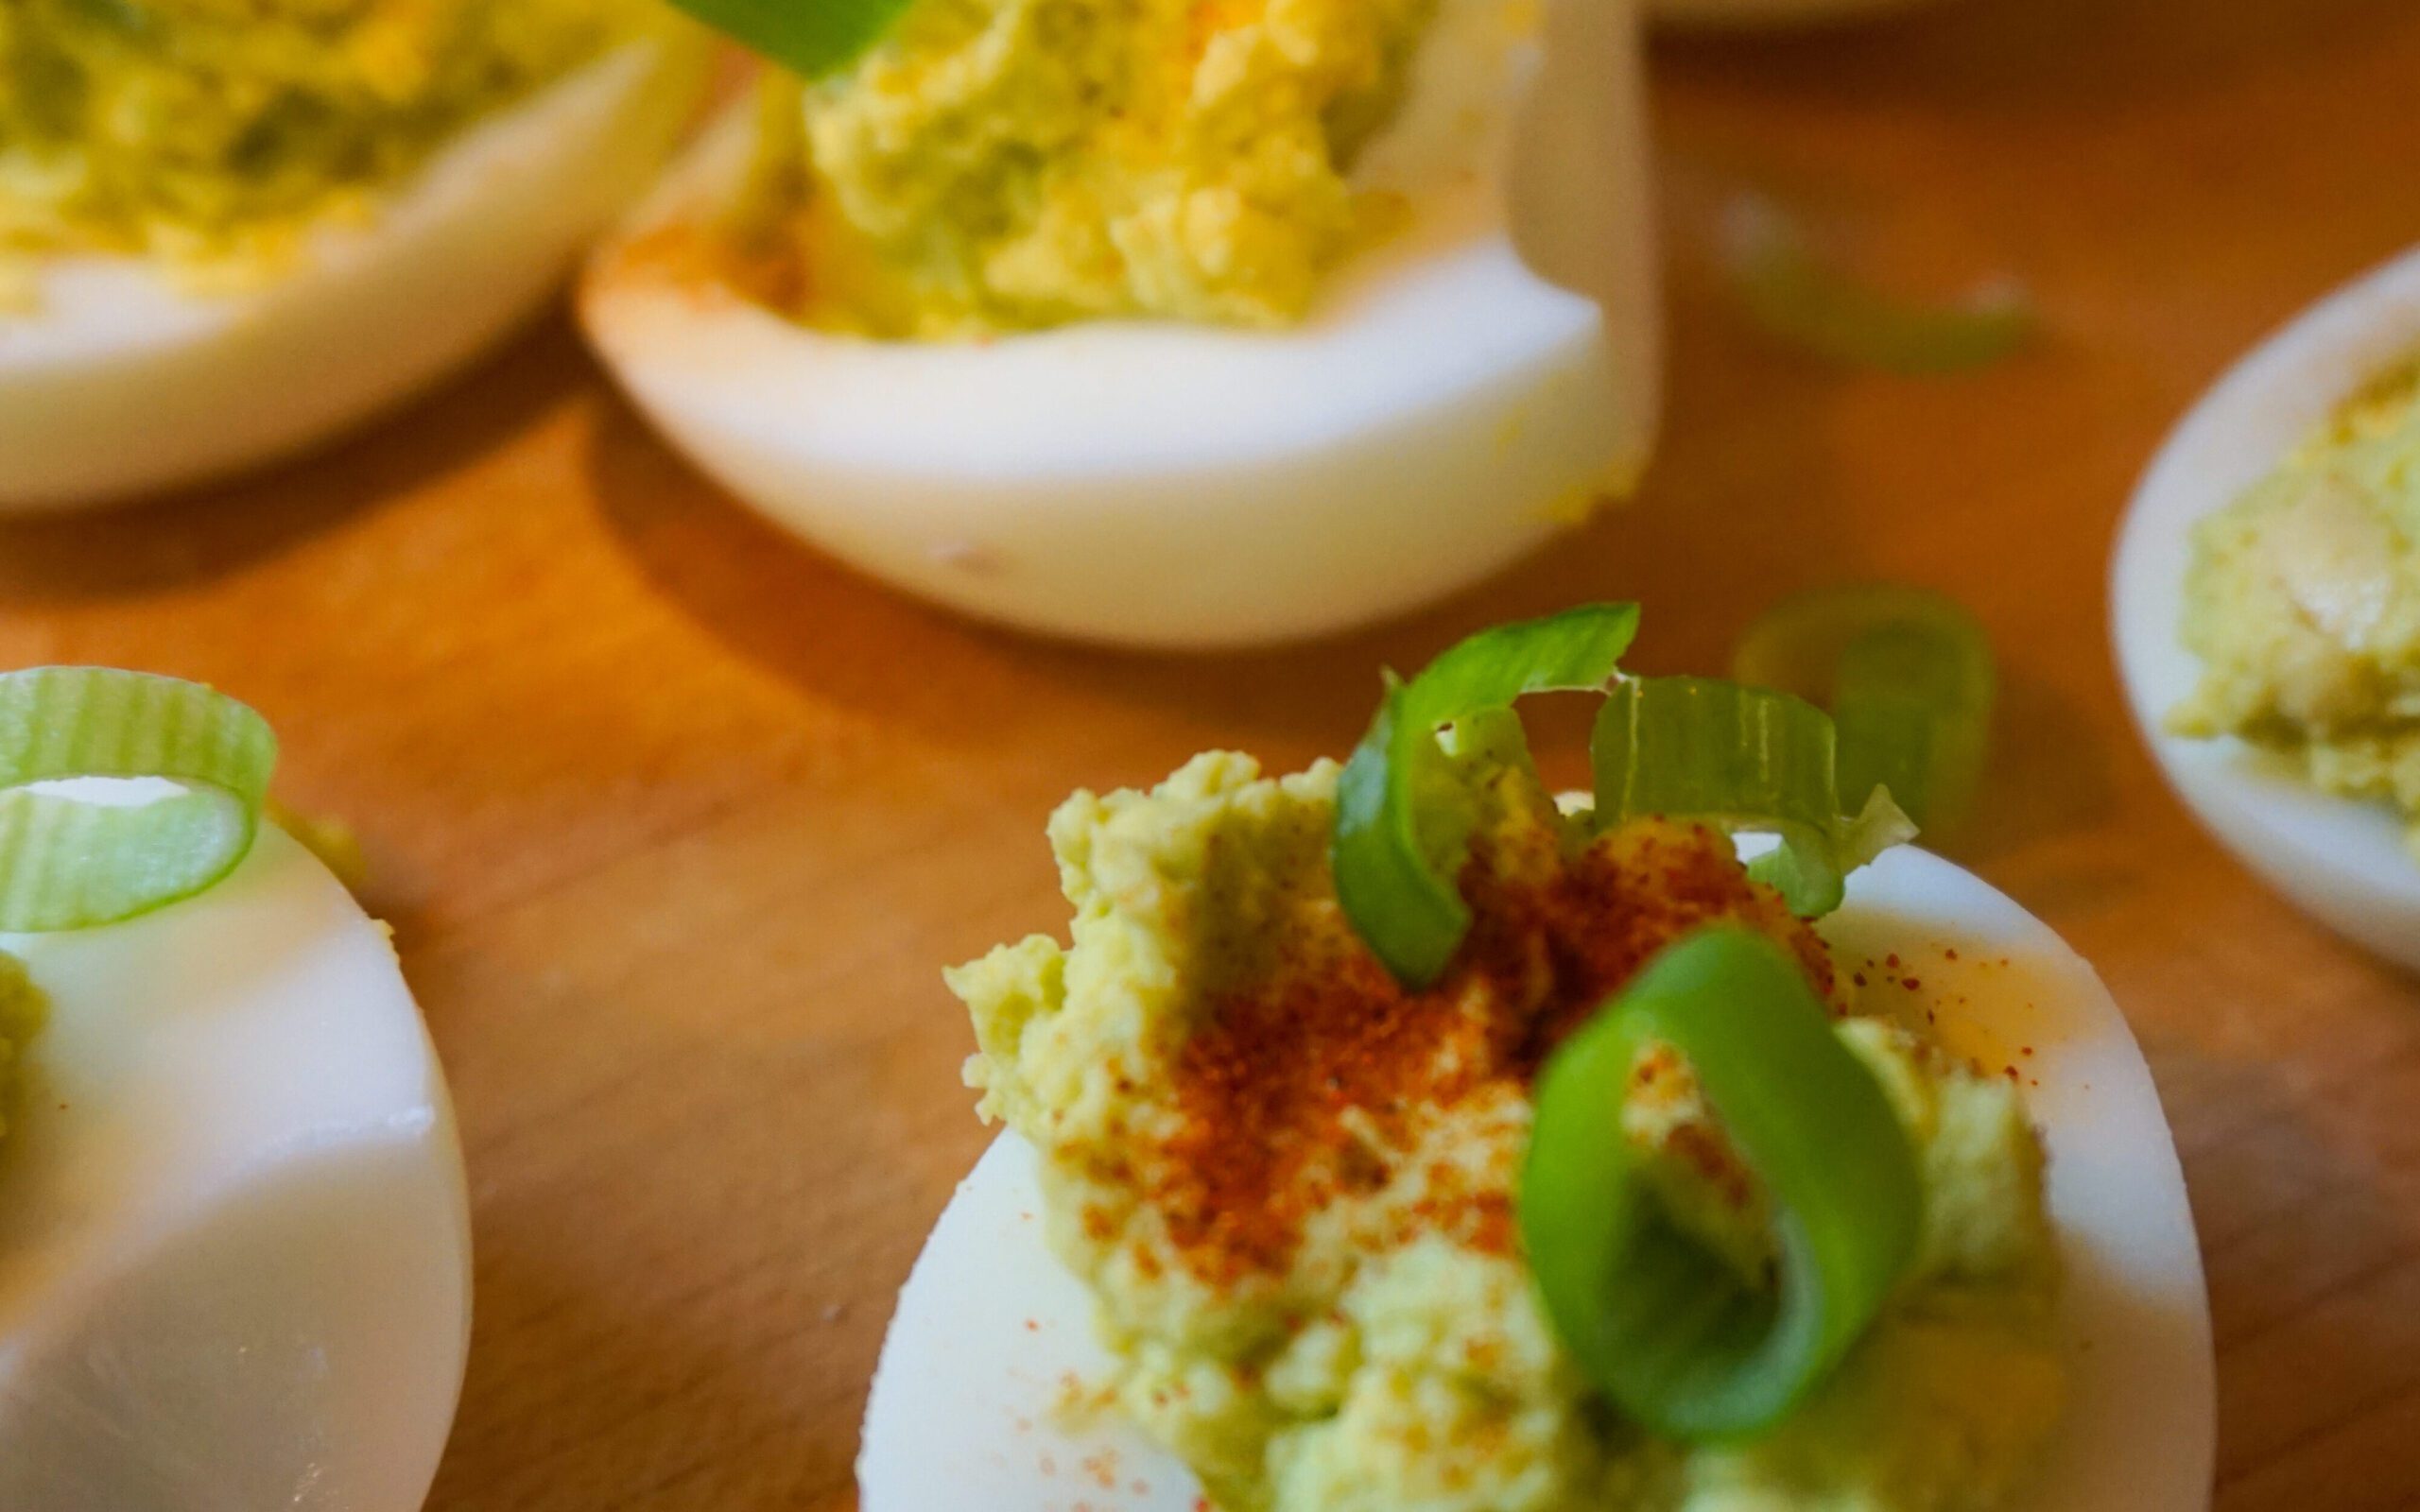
[952,750,2062,1512]
[2172,355,2420,850]
[722,0,1436,338]
[0,0,665,290]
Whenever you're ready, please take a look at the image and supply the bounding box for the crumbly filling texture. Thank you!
[2172,356,2420,850]
[952,748,2062,1512]
[721,0,1435,338]
[0,0,663,292]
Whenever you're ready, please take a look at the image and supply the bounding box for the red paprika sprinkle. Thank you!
[1147,818,1833,1285]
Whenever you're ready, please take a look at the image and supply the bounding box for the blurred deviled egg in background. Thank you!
[0,0,711,510]
[0,669,471,1511]
[2116,245,2420,971]
[582,0,1661,648]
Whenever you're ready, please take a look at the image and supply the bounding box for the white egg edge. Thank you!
[0,825,473,1509]
[2111,242,2420,971]
[0,32,711,513]
[858,842,2215,1512]
[579,0,1661,649]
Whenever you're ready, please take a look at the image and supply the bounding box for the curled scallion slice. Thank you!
[1591,677,1911,918]
[663,0,918,78]
[0,669,276,932]
[1734,585,1995,837]
[1721,194,2034,376]
[1333,605,1640,989]
[1522,927,1923,1441]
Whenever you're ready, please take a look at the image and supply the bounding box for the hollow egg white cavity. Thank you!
[2114,245,2420,972]
[0,37,711,513]
[580,0,1660,650]
[0,824,472,1511]
[858,844,2214,1512]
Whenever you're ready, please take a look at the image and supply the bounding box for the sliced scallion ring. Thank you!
[664,0,918,79]
[0,669,277,932]
[1720,194,2034,376]
[1590,677,1912,918]
[1334,604,1640,989]
[1522,927,1923,1441]
[1733,586,1995,837]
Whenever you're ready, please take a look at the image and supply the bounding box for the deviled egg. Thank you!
[863,607,2212,1511]
[0,670,470,1510]
[0,0,711,510]
[581,0,1659,648]
[2114,244,2420,971]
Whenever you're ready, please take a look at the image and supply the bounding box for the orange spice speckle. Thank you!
[1147,821,1829,1284]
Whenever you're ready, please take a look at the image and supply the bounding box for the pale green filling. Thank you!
[722,0,1434,339]
[0,952,44,1146]
[952,751,2063,1512]
[0,0,669,291]
[2172,356,2420,850]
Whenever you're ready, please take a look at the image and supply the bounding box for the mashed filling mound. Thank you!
[2172,355,2420,850]
[0,0,666,286]
[951,748,2063,1512]
[728,0,1435,338]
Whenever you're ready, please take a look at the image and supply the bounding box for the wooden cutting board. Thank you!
[3,0,2416,1505]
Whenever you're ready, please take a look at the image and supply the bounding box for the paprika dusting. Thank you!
[1149,812,1831,1287]
[950,747,2065,1512]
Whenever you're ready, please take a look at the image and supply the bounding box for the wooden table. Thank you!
[5,0,2418,1505]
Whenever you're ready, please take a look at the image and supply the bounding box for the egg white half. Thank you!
[2112,243,2420,971]
[0,35,711,513]
[580,0,1660,650]
[858,844,2214,1511]
[0,825,472,1512]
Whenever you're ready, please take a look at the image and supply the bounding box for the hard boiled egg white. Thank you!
[858,844,2214,1511]
[580,0,1659,650]
[0,37,710,512]
[0,823,471,1511]
[2113,244,2420,971]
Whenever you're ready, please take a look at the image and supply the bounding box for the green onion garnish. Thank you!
[662,0,918,78]
[1720,194,2034,376]
[1522,927,1922,1441]
[0,669,276,932]
[1334,605,1640,990]
[1733,586,1995,838]
[1591,677,1912,918]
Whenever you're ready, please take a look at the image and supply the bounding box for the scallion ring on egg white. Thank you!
[0,668,277,931]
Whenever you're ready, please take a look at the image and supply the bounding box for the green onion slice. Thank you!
[663,0,917,79]
[1522,927,1922,1441]
[1590,677,1912,918]
[1720,194,2034,376]
[1734,586,1995,837]
[0,669,277,933]
[1334,604,1640,989]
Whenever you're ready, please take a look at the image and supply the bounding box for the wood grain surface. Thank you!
[5,0,2419,1505]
